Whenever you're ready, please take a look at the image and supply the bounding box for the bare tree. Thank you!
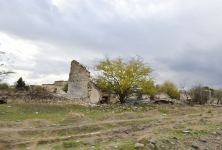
[213,89,222,104]
[189,85,212,105]
[0,51,14,82]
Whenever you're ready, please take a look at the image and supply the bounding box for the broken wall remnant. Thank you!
[180,90,192,101]
[67,60,90,99]
[66,60,101,103]
[42,84,56,93]
[154,93,171,100]
[42,80,68,95]
[88,82,101,104]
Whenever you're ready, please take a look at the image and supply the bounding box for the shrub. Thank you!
[29,86,53,99]
[0,83,9,90]
[138,80,157,99]
[63,83,68,93]
[158,81,180,99]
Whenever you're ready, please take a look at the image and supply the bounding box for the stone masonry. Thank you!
[66,60,101,103]
[67,60,90,99]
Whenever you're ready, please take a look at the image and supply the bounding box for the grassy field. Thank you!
[0,101,222,150]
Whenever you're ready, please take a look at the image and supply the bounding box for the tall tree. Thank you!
[95,57,154,103]
[16,77,26,90]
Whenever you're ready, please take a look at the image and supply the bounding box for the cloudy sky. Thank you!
[0,0,222,88]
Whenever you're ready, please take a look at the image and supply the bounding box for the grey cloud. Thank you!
[0,0,222,87]
[155,48,222,87]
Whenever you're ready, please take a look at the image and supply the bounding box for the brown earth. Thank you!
[0,103,222,150]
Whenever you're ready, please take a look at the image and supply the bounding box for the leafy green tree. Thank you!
[16,77,26,90]
[158,81,180,99]
[95,57,154,103]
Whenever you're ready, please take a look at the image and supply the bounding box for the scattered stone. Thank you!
[191,142,199,149]
[183,130,191,134]
[134,143,145,148]
[114,145,118,149]
[147,143,155,149]
[161,145,165,148]
[0,97,7,104]
[199,138,207,143]
[149,139,156,144]
[170,141,175,145]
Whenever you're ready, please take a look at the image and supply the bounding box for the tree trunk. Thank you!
[119,94,126,104]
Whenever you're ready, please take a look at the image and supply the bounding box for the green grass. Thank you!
[0,102,157,123]
[63,141,82,148]
[158,107,170,114]
[0,104,71,122]
[162,123,220,141]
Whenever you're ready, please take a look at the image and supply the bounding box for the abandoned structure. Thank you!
[41,60,113,104]
[66,60,102,103]
[42,80,68,95]
[180,90,192,101]
[154,93,171,100]
[42,60,179,104]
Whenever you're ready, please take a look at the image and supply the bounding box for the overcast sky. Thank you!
[0,0,222,88]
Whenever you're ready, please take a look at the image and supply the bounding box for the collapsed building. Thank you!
[41,60,117,104]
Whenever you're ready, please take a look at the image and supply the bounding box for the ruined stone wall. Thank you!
[42,84,56,93]
[88,82,101,103]
[54,81,67,87]
[54,81,68,95]
[42,81,68,95]
[67,60,91,99]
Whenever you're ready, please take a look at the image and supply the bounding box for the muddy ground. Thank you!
[0,102,222,150]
